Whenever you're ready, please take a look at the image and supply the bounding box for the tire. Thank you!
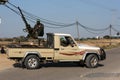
[24,55,40,69]
[85,54,98,68]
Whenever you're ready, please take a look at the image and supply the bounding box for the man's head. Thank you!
[36,19,40,24]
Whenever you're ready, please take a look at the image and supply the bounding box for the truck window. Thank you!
[47,35,54,48]
[60,36,75,47]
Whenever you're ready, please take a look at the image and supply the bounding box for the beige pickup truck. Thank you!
[7,33,106,69]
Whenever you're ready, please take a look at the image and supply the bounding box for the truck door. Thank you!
[55,36,81,60]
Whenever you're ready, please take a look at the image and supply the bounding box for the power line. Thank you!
[7,1,76,26]
[4,3,111,34]
[4,4,36,23]
[113,25,120,27]
[4,1,120,36]
[82,27,108,35]
[44,25,72,29]
[4,4,20,15]
[111,26,120,32]
[5,2,76,28]
[78,22,109,31]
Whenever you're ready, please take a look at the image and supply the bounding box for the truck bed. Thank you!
[7,44,48,48]
[7,44,54,59]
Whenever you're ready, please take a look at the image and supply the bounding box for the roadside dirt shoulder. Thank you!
[0,54,15,71]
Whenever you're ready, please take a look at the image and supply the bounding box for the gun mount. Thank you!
[18,7,44,39]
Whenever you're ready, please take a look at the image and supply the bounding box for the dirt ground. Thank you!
[0,54,15,71]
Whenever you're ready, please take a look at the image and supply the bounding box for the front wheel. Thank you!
[85,54,98,68]
[24,55,40,69]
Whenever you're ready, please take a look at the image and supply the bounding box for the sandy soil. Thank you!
[0,54,15,71]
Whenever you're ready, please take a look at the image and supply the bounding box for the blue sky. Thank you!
[0,0,120,38]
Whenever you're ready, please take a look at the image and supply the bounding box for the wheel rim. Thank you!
[90,57,98,67]
[28,58,38,68]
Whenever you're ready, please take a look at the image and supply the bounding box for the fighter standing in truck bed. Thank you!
[33,19,44,37]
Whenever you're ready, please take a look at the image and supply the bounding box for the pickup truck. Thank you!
[7,33,106,69]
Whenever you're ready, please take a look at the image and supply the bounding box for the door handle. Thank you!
[61,48,64,50]
[72,49,77,50]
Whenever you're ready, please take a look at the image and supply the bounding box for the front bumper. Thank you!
[100,48,106,60]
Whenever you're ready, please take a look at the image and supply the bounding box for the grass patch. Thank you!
[101,43,120,49]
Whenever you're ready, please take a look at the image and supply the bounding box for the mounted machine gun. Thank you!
[18,7,44,39]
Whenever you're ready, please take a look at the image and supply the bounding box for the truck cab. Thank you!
[7,33,106,69]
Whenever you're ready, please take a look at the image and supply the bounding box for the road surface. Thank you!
[0,47,120,80]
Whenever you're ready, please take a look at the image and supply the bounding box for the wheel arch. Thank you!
[22,51,41,62]
[82,53,100,61]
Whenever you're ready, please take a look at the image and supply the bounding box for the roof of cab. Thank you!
[47,33,71,36]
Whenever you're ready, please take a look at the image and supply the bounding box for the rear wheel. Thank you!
[85,54,98,68]
[24,55,40,69]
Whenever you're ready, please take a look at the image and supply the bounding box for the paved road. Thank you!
[0,47,120,80]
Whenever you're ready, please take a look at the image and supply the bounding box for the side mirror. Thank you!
[70,42,74,47]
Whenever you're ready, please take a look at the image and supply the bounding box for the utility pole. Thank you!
[76,21,80,43]
[0,17,1,24]
[109,9,116,45]
[109,24,112,45]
